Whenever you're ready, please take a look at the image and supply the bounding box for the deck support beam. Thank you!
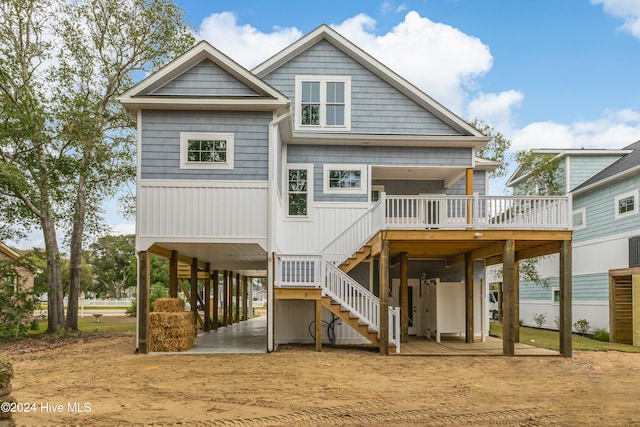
[190,258,198,333]
[243,276,249,320]
[465,252,474,343]
[169,250,178,298]
[137,251,149,354]
[379,239,390,356]
[503,240,515,356]
[559,240,572,357]
[514,261,520,343]
[227,271,233,326]
[212,270,219,330]
[400,252,409,343]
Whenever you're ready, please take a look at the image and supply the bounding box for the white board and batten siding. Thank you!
[137,180,268,251]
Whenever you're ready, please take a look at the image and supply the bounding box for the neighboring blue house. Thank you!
[119,25,574,355]
[507,142,640,345]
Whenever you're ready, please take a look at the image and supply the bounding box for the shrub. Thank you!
[573,318,590,334]
[0,263,39,340]
[593,328,609,342]
[532,313,547,329]
[126,299,137,317]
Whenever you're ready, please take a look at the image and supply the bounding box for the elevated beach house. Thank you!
[119,25,573,356]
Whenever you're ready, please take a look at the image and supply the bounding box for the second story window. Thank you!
[287,165,313,217]
[295,76,351,131]
[615,190,638,219]
[323,164,367,195]
[180,132,234,170]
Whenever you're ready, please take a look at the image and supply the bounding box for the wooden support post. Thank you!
[227,271,234,325]
[559,240,572,357]
[222,271,228,326]
[502,240,515,356]
[315,299,322,352]
[465,252,474,343]
[169,250,178,298]
[466,168,473,225]
[400,252,409,343]
[190,258,198,333]
[243,276,249,321]
[235,273,241,323]
[514,261,520,343]
[212,270,219,330]
[204,263,211,332]
[137,251,149,354]
[379,240,390,356]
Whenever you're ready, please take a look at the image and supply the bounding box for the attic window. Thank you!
[295,76,351,131]
[180,132,234,170]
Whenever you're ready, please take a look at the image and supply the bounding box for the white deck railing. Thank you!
[274,254,400,352]
[323,193,571,264]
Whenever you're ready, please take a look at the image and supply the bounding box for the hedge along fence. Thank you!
[0,358,14,423]
[149,298,195,352]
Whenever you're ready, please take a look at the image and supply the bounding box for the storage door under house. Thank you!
[609,269,640,345]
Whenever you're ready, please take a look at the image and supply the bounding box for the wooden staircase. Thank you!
[339,245,371,273]
[320,295,381,348]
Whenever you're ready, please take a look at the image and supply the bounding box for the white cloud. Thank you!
[111,223,136,236]
[466,90,524,133]
[333,11,493,114]
[198,12,303,69]
[592,0,640,37]
[510,109,640,151]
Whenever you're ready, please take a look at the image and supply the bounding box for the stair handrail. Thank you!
[323,261,380,332]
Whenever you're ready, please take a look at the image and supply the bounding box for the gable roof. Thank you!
[0,242,21,261]
[572,140,640,194]
[118,41,289,115]
[253,24,486,139]
[506,148,632,188]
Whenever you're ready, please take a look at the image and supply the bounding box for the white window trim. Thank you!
[180,132,234,170]
[614,189,638,219]
[323,164,367,195]
[294,75,351,131]
[552,287,560,305]
[572,207,586,230]
[286,164,314,219]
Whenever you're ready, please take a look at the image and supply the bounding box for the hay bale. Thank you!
[149,312,195,352]
[153,298,185,313]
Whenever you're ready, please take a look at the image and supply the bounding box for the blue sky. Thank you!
[12,0,640,249]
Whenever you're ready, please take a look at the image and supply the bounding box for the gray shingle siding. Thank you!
[287,144,473,202]
[141,110,271,180]
[148,60,260,96]
[262,40,460,136]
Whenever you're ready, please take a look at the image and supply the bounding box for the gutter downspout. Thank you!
[267,109,291,352]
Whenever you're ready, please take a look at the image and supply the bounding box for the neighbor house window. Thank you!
[295,76,351,131]
[615,190,638,219]
[180,132,234,170]
[323,164,367,195]
[552,287,560,304]
[572,207,586,230]
[287,165,313,216]
[371,185,385,202]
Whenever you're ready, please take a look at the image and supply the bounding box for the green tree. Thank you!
[512,150,563,196]
[0,259,39,340]
[0,0,194,332]
[89,234,135,299]
[470,119,512,179]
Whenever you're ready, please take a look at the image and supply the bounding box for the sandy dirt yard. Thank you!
[2,331,640,426]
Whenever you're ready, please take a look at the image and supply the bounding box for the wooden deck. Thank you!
[396,335,560,356]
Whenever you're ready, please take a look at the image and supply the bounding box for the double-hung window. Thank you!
[180,132,234,170]
[295,76,351,131]
[287,165,313,217]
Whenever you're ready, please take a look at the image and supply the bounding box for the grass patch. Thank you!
[490,322,640,353]
[29,316,136,336]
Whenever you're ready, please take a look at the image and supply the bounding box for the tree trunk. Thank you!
[41,214,65,333]
[67,173,88,331]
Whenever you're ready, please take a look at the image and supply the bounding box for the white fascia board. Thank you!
[119,97,289,114]
[120,41,287,102]
[571,164,640,196]
[284,132,490,148]
[253,24,484,138]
